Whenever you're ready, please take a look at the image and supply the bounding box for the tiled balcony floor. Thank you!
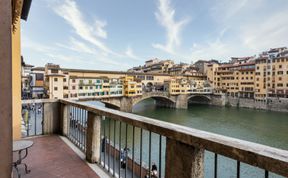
[12,135,100,178]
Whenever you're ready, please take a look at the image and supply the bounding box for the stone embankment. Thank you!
[209,94,288,112]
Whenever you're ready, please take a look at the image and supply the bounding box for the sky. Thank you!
[22,0,288,70]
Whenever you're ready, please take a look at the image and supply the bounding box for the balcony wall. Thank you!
[22,99,288,178]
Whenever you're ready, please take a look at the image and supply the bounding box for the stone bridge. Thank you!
[100,92,212,112]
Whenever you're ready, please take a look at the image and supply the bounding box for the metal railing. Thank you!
[99,117,166,178]
[21,99,288,178]
[67,105,87,153]
[60,99,288,178]
[21,100,44,137]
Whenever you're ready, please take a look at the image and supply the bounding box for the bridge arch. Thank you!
[188,95,211,105]
[133,95,175,107]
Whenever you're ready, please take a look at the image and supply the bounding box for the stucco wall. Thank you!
[12,16,22,139]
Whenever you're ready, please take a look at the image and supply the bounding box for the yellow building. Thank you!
[9,0,32,140]
[267,56,288,98]
[122,76,142,96]
[206,63,219,88]
[214,61,255,98]
[164,77,190,95]
[255,48,288,99]
[255,57,268,99]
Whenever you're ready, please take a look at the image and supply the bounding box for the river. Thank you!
[85,99,288,178]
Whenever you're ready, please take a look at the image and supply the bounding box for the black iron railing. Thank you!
[67,105,87,153]
[21,99,288,178]
[60,99,288,178]
[21,101,44,137]
[99,117,166,178]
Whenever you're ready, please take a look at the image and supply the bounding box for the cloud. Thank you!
[125,46,142,60]
[241,10,288,51]
[56,37,97,55]
[52,0,118,55]
[189,0,288,62]
[210,0,249,20]
[22,36,57,53]
[153,0,189,54]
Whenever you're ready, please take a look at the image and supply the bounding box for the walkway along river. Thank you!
[86,99,288,178]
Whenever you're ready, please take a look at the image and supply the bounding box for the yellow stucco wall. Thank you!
[12,16,22,139]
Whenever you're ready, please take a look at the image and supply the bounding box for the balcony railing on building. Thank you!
[21,99,288,178]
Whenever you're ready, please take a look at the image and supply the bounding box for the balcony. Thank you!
[13,135,100,178]
[18,99,288,178]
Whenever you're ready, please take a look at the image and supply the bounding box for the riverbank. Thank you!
[210,95,288,113]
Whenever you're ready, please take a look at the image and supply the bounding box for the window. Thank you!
[51,69,58,73]
[72,86,76,90]
[35,73,44,80]
[277,83,283,87]
[279,77,282,81]
[54,78,58,82]
[72,79,76,83]
[63,78,67,82]
[54,87,58,91]
[279,65,282,69]
[277,71,283,75]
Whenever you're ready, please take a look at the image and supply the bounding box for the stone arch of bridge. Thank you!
[132,95,175,107]
[187,95,211,104]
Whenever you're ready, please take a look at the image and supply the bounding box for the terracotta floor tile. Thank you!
[12,135,100,178]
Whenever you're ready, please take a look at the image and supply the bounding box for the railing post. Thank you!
[61,104,69,136]
[165,138,204,178]
[43,101,61,134]
[86,111,101,163]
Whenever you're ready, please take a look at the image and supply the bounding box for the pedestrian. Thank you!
[120,147,129,169]
[151,163,158,177]
[101,136,106,153]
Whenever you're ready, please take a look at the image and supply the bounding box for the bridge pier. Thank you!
[120,97,133,113]
[175,94,188,109]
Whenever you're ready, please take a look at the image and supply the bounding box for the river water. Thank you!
[86,99,288,178]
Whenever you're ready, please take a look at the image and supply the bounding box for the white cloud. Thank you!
[56,37,97,55]
[242,10,288,51]
[52,0,118,55]
[153,0,189,54]
[210,0,249,20]
[125,46,142,60]
[189,0,288,62]
[22,36,57,53]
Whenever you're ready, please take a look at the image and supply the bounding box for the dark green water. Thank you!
[86,99,288,178]
[133,99,288,150]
